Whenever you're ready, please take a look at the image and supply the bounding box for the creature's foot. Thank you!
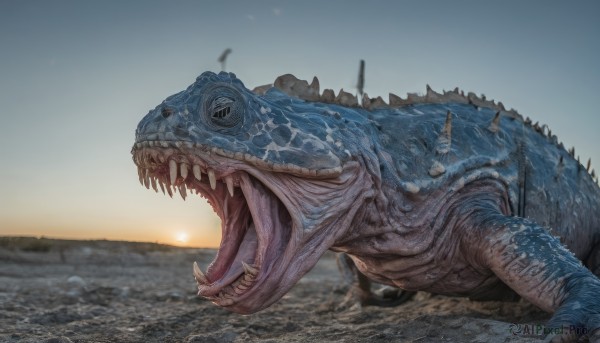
[461,209,600,343]
[367,286,416,307]
[544,275,600,343]
[337,284,415,310]
[335,253,415,310]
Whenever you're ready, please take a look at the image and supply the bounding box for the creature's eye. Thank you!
[203,87,244,130]
[211,97,234,120]
[161,108,173,118]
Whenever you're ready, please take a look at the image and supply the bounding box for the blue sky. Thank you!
[0,0,598,247]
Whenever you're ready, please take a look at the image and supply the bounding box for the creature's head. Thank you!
[131,71,377,313]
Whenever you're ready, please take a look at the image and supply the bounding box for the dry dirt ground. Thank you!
[0,237,555,342]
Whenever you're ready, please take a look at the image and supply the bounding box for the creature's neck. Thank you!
[331,176,418,254]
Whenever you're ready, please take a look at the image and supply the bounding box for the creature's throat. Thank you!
[132,146,292,307]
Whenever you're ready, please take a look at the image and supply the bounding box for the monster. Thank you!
[132,71,600,341]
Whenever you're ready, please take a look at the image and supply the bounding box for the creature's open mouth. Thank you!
[132,143,292,307]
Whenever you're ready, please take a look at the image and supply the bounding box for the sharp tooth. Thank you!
[193,261,208,284]
[242,261,258,276]
[193,165,202,181]
[144,169,150,189]
[138,168,143,186]
[166,185,173,198]
[180,163,188,179]
[225,176,234,197]
[179,185,187,200]
[169,160,177,185]
[208,169,216,190]
[151,177,158,192]
[159,180,165,195]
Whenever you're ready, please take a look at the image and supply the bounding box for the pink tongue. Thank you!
[217,223,257,286]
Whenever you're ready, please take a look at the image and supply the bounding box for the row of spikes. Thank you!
[252,74,522,119]
[432,110,597,183]
[568,147,597,179]
[253,74,597,184]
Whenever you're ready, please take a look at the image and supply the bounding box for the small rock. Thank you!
[44,337,73,343]
[30,307,82,325]
[66,275,86,289]
[185,330,238,343]
[115,286,130,299]
[167,290,183,301]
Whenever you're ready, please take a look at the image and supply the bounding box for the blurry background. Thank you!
[0,0,598,247]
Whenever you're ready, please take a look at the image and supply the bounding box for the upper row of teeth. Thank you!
[137,160,235,198]
[168,160,236,197]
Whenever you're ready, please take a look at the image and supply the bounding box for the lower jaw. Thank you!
[198,177,293,304]
[200,233,294,310]
[197,223,259,298]
[207,269,260,306]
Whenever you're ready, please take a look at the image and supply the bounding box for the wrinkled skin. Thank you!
[132,71,600,341]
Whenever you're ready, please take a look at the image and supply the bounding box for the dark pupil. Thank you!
[207,94,240,128]
[161,108,173,118]
[213,106,231,119]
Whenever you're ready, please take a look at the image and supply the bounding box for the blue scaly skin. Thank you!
[132,71,600,341]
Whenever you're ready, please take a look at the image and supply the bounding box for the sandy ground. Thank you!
[0,238,555,343]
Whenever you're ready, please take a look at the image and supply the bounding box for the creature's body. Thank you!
[132,71,600,341]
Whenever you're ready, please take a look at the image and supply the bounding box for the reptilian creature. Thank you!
[132,71,600,341]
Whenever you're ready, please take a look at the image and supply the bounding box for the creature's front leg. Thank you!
[462,209,600,342]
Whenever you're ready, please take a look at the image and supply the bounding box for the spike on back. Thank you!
[443,110,452,135]
[274,74,320,101]
[587,158,592,172]
[362,93,388,110]
[435,111,452,155]
[389,93,408,106]
[488,112,501,133]
[336,89,358,107]
[361,93,370,109]
[321,89,335,103]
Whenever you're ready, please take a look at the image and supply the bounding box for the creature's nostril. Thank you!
[161,108,173,118]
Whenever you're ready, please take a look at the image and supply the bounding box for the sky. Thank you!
[0,0,598,248]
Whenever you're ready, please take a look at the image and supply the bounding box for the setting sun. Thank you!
[175,231,189,245]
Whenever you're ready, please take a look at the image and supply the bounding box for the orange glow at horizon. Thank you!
[0,227,222,248]
[0,218,223,248]
[0,186,224,248]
